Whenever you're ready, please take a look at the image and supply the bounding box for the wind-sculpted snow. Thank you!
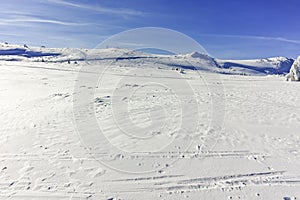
[1,59,300,199]
[0,48,61,58]
[286,56,300,81]
[0,43,300,199]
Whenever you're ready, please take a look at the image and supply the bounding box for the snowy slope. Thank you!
[217,57,294,75]
[0,43,294,75]
[0,43,300,200]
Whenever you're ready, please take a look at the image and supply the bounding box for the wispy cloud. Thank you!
[200,34,300,45]
[47,0,144,16]
[0,17,90,26]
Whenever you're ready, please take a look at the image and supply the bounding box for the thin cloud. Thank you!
[200,34,300,45]
[0,17,90,26]
[48,0,144,16]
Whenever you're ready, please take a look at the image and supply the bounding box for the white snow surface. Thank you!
[0,43,300,200]
[286,56,300,81]
[0,42,295,75]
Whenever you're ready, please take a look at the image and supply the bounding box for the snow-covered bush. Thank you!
[286,56,300,81]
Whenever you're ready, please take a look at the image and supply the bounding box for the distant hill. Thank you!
[0,42,294,76]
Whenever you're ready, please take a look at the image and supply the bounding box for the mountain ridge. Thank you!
[0,42,295,76]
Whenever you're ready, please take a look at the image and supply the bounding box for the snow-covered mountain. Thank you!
[217,57,294,75]
[0,42,295,75]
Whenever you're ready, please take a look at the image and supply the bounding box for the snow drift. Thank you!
[286,56,300,81]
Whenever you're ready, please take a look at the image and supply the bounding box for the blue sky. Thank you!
[0,0,299,59]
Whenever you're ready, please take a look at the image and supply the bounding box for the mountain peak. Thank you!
[189,51,210,59]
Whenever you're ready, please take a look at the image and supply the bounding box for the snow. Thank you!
[217,57,294,75]
[0,44,300,199]
[286,56,300,81]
